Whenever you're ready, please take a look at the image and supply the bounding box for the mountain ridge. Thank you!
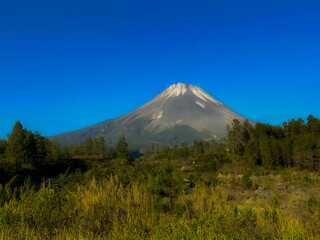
[51,83,250,149]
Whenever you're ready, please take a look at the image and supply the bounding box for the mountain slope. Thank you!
[52,83,249,149]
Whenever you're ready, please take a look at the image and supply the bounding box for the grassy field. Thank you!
[1,156,320,240]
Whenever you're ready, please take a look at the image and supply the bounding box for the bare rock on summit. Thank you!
[116,83,246,133]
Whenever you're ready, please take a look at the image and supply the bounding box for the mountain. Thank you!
[52,83,250,149]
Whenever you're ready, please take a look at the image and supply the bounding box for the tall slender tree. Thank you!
[24,129,36,163]
[6,121,26,165]
[97,136,106,157]
[34,131,48,163]
[116,136,129,160]
[51,137,60,161]
[0,139,7,157]
[85,138,93,156]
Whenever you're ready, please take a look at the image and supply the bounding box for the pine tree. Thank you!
[0,139,7,157]
[294,133,318,170]
[287,118,304,137]
[70,143,84,157]
[242,119,253,146]
[227,119,247,153]
[34,131,48,163]
[93,138,99,156]
[60,145,70,159]
[51,137,60,161]
[244,138,260,167]
[24,129,36,163]
[269,135,282,167]
[307,115,320,136]
[85,138,93,156]
[259,135,273,168]
[116,136,129,160]
[281,138,293,168]
[97,136,106,157]
[6,121,27,165]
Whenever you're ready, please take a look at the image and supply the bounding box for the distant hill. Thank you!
[51,83,251,149]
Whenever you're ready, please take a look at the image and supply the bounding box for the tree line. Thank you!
[227,115,320,170]
[1,114,319,182]
[0,121,130,183]
[143,115,320,172]
[0,121,61,168]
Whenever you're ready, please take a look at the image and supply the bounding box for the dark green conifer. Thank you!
[51,137,60,161]
[0,139,7,157]
[85,138,93,156]
[5,121,26,165]
[116,136,129,160]
[34,131,47,163]
[24,129,36,163]
[97,136,106,157]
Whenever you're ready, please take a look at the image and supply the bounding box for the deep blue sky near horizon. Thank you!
[0,0,320,138]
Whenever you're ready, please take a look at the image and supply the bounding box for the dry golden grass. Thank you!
[0,166,320,239]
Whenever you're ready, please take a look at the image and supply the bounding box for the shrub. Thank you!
[241,169,253,190]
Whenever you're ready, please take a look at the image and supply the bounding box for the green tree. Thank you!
[259,135,273,168]
[24,130,36,163]
[293,133,318,170]
[50,137,60,161]
[242,119,253,144]
[92,138,99,156]
[116,136,129,160]
[60,145,70,159]
[244,138,260,167]
[84,138,93,156]
[280,138,293,168]
[0,139,7,157]
[227,119,252,154]
[97,136,106,157]
[70,143,84,157]
[269,136,282,167]
[227,119,243,153]
[5,121,27,165]
[34,131,48,164]
[307,115,320,136]
[287,118,305,137]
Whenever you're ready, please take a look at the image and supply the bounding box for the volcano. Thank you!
[52,83,250,149]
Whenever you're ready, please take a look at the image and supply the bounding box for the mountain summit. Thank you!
[117,83,244,133]
[53,83,249,149]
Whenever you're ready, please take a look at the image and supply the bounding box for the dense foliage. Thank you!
[227,115,320,170]
[0,121,130,185]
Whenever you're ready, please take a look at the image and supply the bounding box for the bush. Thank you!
[241,170,253,190]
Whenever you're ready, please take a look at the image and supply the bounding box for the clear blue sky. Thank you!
[1,0,319,138]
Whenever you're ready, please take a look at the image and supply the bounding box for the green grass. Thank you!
[0,159,320,239]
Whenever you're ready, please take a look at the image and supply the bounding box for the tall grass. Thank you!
[0,170,318,239]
